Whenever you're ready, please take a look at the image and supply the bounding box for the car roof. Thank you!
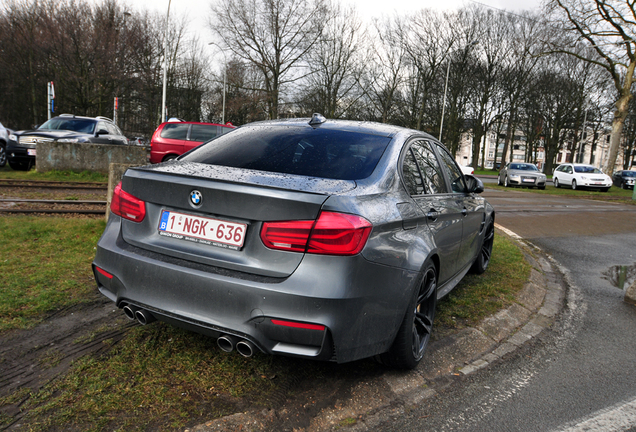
[160,120,235,128]
[241,117,413,138]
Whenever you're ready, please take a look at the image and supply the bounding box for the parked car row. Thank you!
[1,115,236,171]
[5,114,128,170]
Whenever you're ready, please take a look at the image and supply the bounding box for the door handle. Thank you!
[426,209,439,221]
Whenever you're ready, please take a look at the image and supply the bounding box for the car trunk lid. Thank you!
[118,162,356,278]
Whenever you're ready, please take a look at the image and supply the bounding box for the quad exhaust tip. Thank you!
[236,340,256,358]
[217,335,257,358]
[217,335,237,353]
[134,309,156,325]
[122,304,138,321]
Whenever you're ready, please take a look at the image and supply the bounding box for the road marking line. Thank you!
[551,396,636,432]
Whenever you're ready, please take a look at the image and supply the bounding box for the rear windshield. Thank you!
[182,125,392,180]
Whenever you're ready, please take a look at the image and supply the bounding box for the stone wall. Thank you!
[36,142,149,174]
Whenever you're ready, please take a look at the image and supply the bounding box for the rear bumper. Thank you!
[93,216,420,363]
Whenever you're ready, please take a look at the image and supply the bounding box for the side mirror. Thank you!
[95,129,109,136]
[465,174,484,194]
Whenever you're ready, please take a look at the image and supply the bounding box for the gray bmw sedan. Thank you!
[93,115,495,369]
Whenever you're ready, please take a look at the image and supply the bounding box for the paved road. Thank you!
[376,188,636,432]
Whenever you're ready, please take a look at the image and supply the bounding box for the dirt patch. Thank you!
[0,296,134,430]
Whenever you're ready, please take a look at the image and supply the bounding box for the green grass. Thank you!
[0,217,106,331]
[0,165,107,183]
[486,183,635,203]
[436,233,531,328]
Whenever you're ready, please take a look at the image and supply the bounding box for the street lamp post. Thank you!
[209,43,228,124]
[439,41,479,142]
[161,0,172,123]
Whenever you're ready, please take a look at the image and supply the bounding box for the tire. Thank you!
[162,154,177,162]
[0,142,6,167]
[504,175,509,187]
[538,186,546,190]
[554,177,560,188]
[621,182,627,190]
[8,160,30,171]
[379,264,437,370]
[497,174,502,186]
[571,179,577,190]
[470,220,494,275]
[601,187,609,192]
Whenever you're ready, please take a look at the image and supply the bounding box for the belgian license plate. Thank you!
[27,149,36,156]
[522,178,535,183]
[158,210,247,250]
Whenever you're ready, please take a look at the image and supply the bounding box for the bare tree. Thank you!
[210,0,328,119]
[546,0,636,175]
[298,3,365,118]
[363,16,406,124]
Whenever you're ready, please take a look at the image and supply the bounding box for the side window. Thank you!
[402,149,424,195]
[190,124,219,142]
[106,123,119,135]
[95,122,109,134]
[434,142,466,193]
[411,140,448,194]
[160,123,189,140]
[566,166,573,174]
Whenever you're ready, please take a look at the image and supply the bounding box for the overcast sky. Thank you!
[118,0,543,45]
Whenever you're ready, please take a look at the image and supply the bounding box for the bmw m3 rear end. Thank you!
[93,116,493,368]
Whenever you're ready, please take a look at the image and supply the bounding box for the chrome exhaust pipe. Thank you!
[134,309,156,325]
[122,304,139,321]
[217,335,237,353]
[236,340,256,358]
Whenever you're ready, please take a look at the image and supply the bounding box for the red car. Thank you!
[149,120,235,163]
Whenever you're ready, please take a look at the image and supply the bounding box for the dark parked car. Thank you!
[498,162,547,189]
[149,119,235,163]
[612,170,636,190]
[7,114,127,170]
[0,121,8,167]
[93,115,495,369]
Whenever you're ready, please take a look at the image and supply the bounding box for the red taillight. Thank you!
[111,182,146,222]
[260,211,372,256]
[260,220,314,252]
[95,266,113,279]
[271,319,325,331]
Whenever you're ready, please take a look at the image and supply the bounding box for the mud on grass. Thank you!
[0,218,528,431]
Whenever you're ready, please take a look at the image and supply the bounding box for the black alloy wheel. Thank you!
[470,221,494,274]
[379,264,437,369]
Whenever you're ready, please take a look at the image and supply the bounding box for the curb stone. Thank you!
[186,225,568,432]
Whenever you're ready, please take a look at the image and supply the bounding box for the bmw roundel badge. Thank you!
[190,190,202,207]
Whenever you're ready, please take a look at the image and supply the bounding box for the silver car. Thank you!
[93,116,495,369]
[498,162,546,189]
